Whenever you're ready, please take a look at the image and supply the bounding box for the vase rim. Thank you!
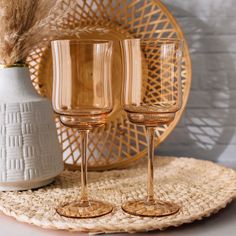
[0,63,27,69]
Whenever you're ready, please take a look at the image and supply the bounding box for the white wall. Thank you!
[158,0,236,163]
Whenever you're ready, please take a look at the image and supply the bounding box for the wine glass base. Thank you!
[122,199,180,217]
[56,200,113,218]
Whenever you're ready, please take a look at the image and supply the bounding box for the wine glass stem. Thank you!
[146,126,155,203]
[80,129,89,204]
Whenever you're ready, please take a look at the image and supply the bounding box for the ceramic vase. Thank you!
[0,66,63,190]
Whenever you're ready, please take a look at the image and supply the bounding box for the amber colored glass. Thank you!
[51,39,113,218]
[121,38,183,217]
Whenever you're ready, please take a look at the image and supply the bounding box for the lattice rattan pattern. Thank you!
[26,0,191,170]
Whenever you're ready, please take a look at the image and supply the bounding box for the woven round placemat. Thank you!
[0,157,236,234]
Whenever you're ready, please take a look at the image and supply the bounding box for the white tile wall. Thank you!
[158,0,236,163]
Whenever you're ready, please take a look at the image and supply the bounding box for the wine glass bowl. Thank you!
[121,38,183,217]
[52,39,113,131]
[122,38,183,127]
[51,39,113,218]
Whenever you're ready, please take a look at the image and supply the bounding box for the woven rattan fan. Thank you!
[27,0,191,170]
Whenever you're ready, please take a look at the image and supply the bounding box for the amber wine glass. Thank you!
[121,38,183,217]
[51,39,113,218]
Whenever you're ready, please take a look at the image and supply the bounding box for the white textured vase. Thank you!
[0,66,63,190]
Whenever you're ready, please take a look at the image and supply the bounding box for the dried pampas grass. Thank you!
[0,0,54,64]
[0,0,108,65]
